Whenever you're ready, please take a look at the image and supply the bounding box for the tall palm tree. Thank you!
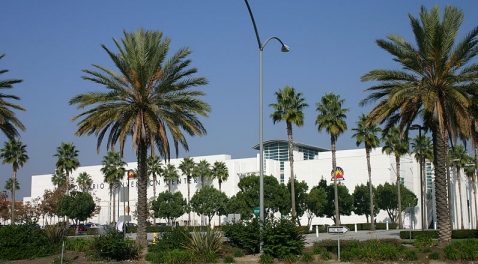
[382,126,409,229]
[51,168,66,189]
[449,145,471,229]
[211,161,229,191]
[76,172,93,192]
[360,6,478,244]
[0,139,28,224]
[147,155,163,202]
[163,163,179,192]
[0,54,26,140]
[54,142,80,194]
[315,92,349,226]
[69,29,210,246]
[100,151,127,224]
[193,159,211,188]
[269,85,308,218]
[411,133,434,228]
[352,113,381,230]
[463,160,478,229]
[179,156,195,225]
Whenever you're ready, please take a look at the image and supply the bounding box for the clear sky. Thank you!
[2,1,478,200]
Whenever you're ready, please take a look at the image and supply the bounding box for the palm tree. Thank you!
[0,54,26,140]
[449,145,471,229]
[69,29,210,246]
[4,177,19,223]
[269,85,308,218]
[179,156,195,225]
[352,113,381,230]
[193,159,211,188]
[147,155,163,202]
[0,139,28,224]
[360,6,478,244]
[382,126,409,229]
[101,151,127,224]
[54,142,80,194]
[411,133,434,228]
[211,161,229,191]
[51,168,66,189]
[163,163,179,192]
[76,172,93,192]
[316,92,349,226]
[463,160,478,229]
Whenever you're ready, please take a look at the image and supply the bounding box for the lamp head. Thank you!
[410,124,422,130]
[281,45,290,52]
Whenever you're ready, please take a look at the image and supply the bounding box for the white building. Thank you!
[24,139,475,230]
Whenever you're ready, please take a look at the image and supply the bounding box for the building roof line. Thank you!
[252,139,329,152]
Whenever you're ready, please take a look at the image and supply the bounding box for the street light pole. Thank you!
[410,124,425,230]
[244,0,289,251]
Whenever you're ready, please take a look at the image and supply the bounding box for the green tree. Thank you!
[211,161,228,191]
[360,6,478,244]
[449,145,472,229]
[190,185,228,224]
[179,156,196,225]
[0,139,28,224]
[70,29,210,246]
[147,155,163,205]
[151,191,187,226]
[270,86,308,218]
[57,191,96,230]
[76,172,93,192]
[304,186,327,229]
[352,114,381,230]
[323,183,354,223]
[0,54,26,140]
[100,151,127,224]
[231,174,290,220]
[382,126,409,229]
[316,92,349,225]
[193,159,211,188]
[376,182,417,223]
[163,163,179,192]
[352,183,379,223]
[53,142,80,194]
[286,179,309,225]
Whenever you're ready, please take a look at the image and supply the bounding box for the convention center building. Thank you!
[24,139,471,230]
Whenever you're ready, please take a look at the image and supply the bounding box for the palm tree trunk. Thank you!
[153,173,157,225]
[332,136,339,226]
[432,124,452,245]
[187,175,191,226]
[366,147,375,231]
[109,190,112,224]
[112,187,116,224]
[396,155,402,229]
[287,123,296,219]
[456,169,464,229]
[11,171,16,224]
[136,141,148,247]
[474,144,478,229]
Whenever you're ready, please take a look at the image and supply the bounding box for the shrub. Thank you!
[403,249,419,261]
[184,227,223,257]
[312,245,323,255]
[444,244,460,261]
[348,240,400,262]
[340,250,354,262]
[413,233,434,248]
[87,228,141,261]
[148,227,191,253]
[223,255,235,263]
[233,249,244,257]
[0,223,58,260]
[65,237,91,251]
[262,217,305,259]
[222,218,260,254]
[259,254,274,264]
[301,252,314,262]
[145,249,199,264]
[320,251,332,260]
[429,251,440,260]
[43,224,64,245]
[202,252,219,263]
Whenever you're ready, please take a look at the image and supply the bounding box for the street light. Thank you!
[244,0,289,250]
[410,124,425,230]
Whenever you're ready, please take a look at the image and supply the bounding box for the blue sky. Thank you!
[2,1,478,200]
